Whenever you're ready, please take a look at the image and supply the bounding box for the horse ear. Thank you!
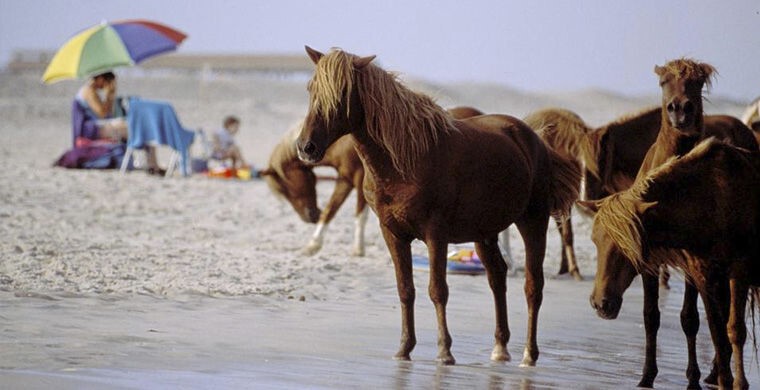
[635,201,658,216]
[576,199,601,215]
[654,65,666,77]
[305,46,324,64]
[353,55,376,69]
[698,63,717,87]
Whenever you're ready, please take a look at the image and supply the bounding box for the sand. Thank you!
[0,70,758,388]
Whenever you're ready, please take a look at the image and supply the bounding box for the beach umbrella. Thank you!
[42,19,187,84]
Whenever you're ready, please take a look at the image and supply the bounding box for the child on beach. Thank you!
[212,115,248,169]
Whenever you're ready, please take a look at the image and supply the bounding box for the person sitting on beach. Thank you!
[74,71,164,175]
[212,115,248,169]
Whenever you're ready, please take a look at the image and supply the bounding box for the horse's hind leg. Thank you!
[680,282,701,389]
[475,237,511,362]
[380,227,417,361]
[352,207,368,256]
[304,179,354,255]
[728,276,749,390]
[516,215,548,367]
[426,239,455,364]
[700,278,734,389]
[555,216,582,281]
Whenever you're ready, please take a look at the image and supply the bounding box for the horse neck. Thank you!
[351,127,407,181]
[642,110,704,171]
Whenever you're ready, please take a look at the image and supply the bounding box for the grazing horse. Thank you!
[262,106,484,256]
[586,58,726,389]
[296,46,580,365]
[585,138,760,390]
[261,126,367,256]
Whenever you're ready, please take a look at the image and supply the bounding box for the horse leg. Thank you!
[426,239,455,364]
[728,275,749,390]
[304,179,354,255]
[352,207,368,257]
[680,281,701,389]
[700,278,734,389]
[638,273,660,388]
[474,237,511,362]
[516,216,548,367]
[498,228,515,274]
[352,178,368,257]
[660,265,671,290]
[555,216,582,281]
[380,227,416,361]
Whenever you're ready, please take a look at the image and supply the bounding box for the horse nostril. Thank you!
[683,101,694,114]
[303,141,316,155]
[666,102,676,113]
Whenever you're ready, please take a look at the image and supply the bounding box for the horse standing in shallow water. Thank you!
[584,58,755,389]
[296,46,580,365]
[585,139,760,390]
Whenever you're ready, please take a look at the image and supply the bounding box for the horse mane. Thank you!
[523,108,597,176]
[265,121,303,198]
[310,48,455,178]
[601,138,723,273]
[657,58,716,89]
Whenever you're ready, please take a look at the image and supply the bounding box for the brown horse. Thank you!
[586,58,726,389]
[522,108,594,280]
[296,46,580,365]
[585,138,760,390]
[262,106,484,256]
[261,125,367,256]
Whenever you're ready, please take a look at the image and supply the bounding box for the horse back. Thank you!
[703,115,760,151]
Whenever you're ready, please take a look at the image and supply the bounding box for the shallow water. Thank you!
[2,275,758,389]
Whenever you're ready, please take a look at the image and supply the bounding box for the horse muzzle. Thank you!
[297,140,324,163]
[590,294,622,320]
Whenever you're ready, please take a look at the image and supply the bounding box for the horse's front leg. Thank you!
[680,281,701,389]
[728,275,749,390]
[516,216,548,367]
[426,239,455,364]
[352,183,368,257]
[475,236,511,361]
[304,179,354,255]
[380,227,416,360]
[639,273,661,388]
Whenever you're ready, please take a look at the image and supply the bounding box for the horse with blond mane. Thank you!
[296,46,580,365]
[583,58,759,389]
[261,106,485,256]
[585,138,760,389]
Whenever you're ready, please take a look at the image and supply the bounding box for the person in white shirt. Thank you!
[212,115,247,169]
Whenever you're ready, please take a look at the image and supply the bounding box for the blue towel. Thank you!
[127,97,195,175]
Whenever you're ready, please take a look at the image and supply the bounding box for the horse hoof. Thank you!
[637,378,655,388]
[518,358,536,367]
[302,244,321,256]
[490,345,511,362]
[436,354,456,365]
[571,271,584,281]
[393,353,411,361]
[352,248,365,257]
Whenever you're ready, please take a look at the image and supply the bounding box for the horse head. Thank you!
[260,164,321,224]
[297,46,375,163]
[654,59,715,136]
[579,198,655,320]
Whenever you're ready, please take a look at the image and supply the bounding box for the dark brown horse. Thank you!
[297,46,580,365]
[585,138,760,390]
[262,106,484,256]
[585,58,731,389]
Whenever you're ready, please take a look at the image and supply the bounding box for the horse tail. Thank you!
[545,146,581,220]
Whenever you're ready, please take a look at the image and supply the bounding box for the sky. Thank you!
[1,0,759,101]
